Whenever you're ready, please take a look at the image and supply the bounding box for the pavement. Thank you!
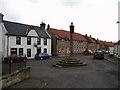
[104,54,120,65]
[8,78,47,88]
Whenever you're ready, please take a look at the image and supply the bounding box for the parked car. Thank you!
[102,50,109,54]
[84,49,93,55]
[35,53,52,60]
[93,51,104,59]
[4,55,27,63]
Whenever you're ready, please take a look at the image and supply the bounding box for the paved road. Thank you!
[25,55,119,88]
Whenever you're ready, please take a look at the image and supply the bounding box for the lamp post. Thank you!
[70,22,74,55]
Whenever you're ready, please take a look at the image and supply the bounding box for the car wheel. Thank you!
[49,57,52,59]
[40,57,43,60]
[10,60,13,63]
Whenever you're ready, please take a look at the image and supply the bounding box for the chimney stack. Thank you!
[85,34,87,37]
[47,24,50,29]
[30,26,34,30]
[40,21,46,29]
[0,13,4,23]
[97,38,99,40]
[90,35,91,37]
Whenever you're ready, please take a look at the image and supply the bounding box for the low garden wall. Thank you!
[1,66,30,88]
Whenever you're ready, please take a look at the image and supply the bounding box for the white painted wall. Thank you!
[0,23,3,62]
[109,47,114,55]
[114,45,120,58]
[47,39,51,55]
[0,23,6,62]
[5,29,51,59]
[1,26,51,59]
[28,29,38,36]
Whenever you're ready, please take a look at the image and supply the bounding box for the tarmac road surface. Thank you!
[10,54,119,88]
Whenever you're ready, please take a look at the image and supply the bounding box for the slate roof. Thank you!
[51,28,87,41]
[3,20,50,38]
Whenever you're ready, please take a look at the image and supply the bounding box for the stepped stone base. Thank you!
[53,55,87,68]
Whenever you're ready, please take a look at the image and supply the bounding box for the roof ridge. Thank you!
[3,20,40,28]
[51,28,84,35]
[51,28,87,41]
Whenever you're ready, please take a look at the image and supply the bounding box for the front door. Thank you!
[37,48,41,54]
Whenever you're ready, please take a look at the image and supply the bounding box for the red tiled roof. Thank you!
[51,28,87,41]
[104,42,114,47]
[97,40,104,45]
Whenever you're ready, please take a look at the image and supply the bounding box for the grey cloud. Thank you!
[0,0,22,21]
[27,0,39,4]
[59,0,82,7]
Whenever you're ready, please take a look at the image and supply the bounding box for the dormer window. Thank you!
[16,37,21,45]
[27,37,31,45]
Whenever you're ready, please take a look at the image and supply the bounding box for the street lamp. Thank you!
[117,21,120,23]
[70,22,74,55]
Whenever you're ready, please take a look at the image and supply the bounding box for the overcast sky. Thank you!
[0,0,119,42]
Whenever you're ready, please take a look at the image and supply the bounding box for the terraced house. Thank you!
[46,25,87,56]
[104,41,114,51]
[0,13,51,60]
[96,39,106,51]
[83,34,97,52]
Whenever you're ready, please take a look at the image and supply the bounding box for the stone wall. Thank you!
[1,66,30,89]
[57,39,70,56]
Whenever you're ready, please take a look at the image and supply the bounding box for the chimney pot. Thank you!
[40,21,46,29]
[47,24,50,29]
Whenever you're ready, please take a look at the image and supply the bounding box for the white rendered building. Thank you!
[114,41,120,59]
[0,13,51,60]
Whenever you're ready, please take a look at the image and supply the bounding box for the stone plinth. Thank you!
[53,55,87,68]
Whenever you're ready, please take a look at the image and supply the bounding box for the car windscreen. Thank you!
[95,52,103,54]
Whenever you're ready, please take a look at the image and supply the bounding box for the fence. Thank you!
[2,60,26,76]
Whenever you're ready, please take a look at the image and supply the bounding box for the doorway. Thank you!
[37,48,41,54]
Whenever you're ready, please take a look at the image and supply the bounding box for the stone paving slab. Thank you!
[9,78,47,88]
